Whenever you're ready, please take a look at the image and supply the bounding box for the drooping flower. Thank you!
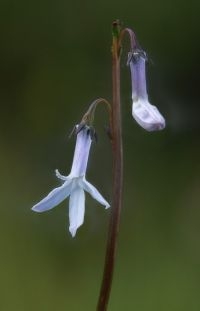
[127,50,165,131]
[32,125,110,237]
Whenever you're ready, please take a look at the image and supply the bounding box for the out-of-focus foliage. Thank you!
[1,0,200,310]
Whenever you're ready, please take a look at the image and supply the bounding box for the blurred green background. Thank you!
[1,0,200,310]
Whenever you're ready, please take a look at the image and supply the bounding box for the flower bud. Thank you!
[128,50,165,131]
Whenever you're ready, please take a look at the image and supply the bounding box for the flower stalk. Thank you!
[97,20,123,311]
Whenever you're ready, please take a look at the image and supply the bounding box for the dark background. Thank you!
[1,0,200,310]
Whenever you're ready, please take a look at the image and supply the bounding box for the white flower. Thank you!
[128,50,165,131]
[32,125,110,237]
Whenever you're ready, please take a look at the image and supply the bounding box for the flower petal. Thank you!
[132,98,165,131]
[70,126,92,177]
[129,52,148,101]
[81,179,110,209]
[32,179,72,213]
[69,187,85,237]
[55,169,68,181]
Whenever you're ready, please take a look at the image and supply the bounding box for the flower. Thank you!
[128,50,165,131]
[32,125,110,237]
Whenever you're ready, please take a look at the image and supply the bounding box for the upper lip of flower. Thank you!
[32,125,110,237]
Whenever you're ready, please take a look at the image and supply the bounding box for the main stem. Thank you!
[97,23,123,311]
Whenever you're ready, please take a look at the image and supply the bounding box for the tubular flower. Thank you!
[128,50,165,131]
[32,125,110,237]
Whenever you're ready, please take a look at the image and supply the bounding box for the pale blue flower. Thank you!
[32,125,110,237]
[128,50,165,131]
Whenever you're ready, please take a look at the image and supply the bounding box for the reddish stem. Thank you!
[97,22,123,311]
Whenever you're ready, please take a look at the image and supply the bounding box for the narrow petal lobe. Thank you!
[82,179,110,209]
[55,169,68,181]
[69,187,85,237]
[32,180,72,213]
